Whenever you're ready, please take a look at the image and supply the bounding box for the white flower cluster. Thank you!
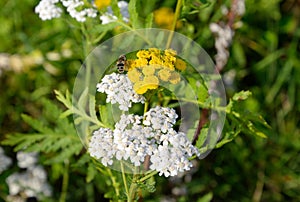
[6,152,52,200]
[35,0,63,20]
[143,106,178,133]
[88,106,200,177]
[210,0,245,71]
[61,0,97,22]
[35,0,97,22]
[209,22,234,70]
[97,73,145,111]
[100,1,129,24]
[0,147,12,174]
[35,0,129,23]
[17,151,38,168]
[232,0,245,16]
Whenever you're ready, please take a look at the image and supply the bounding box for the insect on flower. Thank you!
[116,54,127,73]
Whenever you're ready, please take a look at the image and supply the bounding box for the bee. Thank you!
[116,54,127,73]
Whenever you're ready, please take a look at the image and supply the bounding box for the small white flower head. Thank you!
[100,14,118,25]
[149,130,200,177]
[209,22,235,69]
[16,151,38,169]
[35,0,62,20]
[88,106,200,177]
[88,128,115,166]
[100,1,129,24]
[0,147,12,174]
[233,0,245,16]
[97,73,145,111]
[6,152,52,199]
[113,114,153,166]
[6,165,52,199]
[61,0,98,22]
[143,106,178,133]
[86,8,98,18]
[35,0,99,22]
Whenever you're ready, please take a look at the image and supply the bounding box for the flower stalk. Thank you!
[166,0,183,49]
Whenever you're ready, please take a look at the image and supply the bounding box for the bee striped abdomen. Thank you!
[117,54,127,73]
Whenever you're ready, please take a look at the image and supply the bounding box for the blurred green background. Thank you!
[0,0,299,201]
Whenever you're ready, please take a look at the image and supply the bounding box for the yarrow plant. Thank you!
[89,48,199,178]
[80,46,209,200]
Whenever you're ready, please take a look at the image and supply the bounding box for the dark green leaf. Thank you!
[86,162,97,183]
[21,114,53,134]
[197,192,213,202]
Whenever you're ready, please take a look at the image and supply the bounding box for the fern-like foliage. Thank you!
[2,99,83,164]
[216,91,271,148]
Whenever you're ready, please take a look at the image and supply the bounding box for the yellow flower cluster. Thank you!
[94,0,111,9]
[127,48,186,94]
[153,7,182,30]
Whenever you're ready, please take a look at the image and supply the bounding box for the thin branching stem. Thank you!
[106,168,121,201]
[59,160,70,202]
[121,162,129,198]
[137,171,158,183]
[127,169,139,202]
[166,0,183,49]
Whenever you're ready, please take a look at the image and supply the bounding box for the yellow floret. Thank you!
[148,48,161,57]
[164,49,177,56]
[143,75,159,91]
[133,81,147,94]
[142,65,155,76]
[136,50,151,59]
[126,59,136,70]
[127,68,142,83]
[149,55,163,66]
[133,76,159,94]
[158,69,171,81]
[175,58,186,71]
[135,58,148,67]
[163,54,176,64]
[169,71,181,84]
[163,61,175,70]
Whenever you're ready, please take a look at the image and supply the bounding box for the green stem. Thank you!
[59,160,70,202]
[175,98,227,112]
[121,162,129,197]
[81,24,93,89]
[106,168,121,201]
[137,171,158,183]
[166,0,183,49]
[72,107,111,128]
[144,100,149,115]
[93,31,107,44]
[127,173,139,202]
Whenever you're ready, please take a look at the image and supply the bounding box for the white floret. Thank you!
[97,73,145,111]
